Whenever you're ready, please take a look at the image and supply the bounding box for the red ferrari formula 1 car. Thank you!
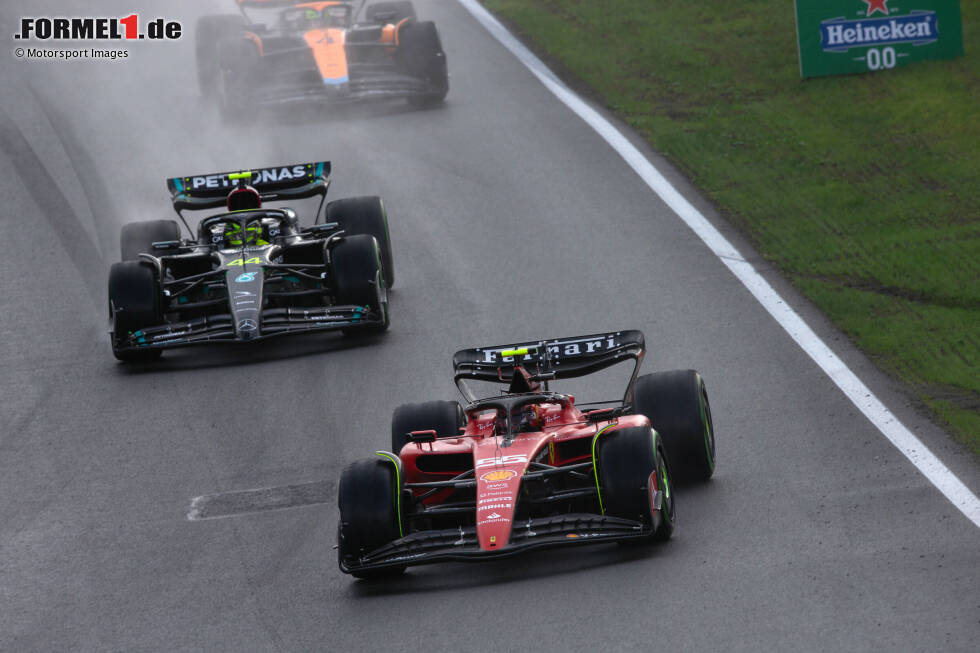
[337,330,716,577]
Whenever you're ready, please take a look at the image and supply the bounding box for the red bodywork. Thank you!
[339,330,660,575]
[399,399,650,551]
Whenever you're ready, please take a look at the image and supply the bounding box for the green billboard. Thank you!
[795,0,963,78]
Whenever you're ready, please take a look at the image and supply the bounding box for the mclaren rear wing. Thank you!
[452,330,646,403]
[166,161,331,212]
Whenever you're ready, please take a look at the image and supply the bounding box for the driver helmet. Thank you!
[225,220,263,247]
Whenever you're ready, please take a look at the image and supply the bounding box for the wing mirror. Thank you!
[152,240,182,251]
[407,430,437,443]
[585,407,625,423]
[305,221,340,235]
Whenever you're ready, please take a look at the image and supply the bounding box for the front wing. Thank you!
[339,513,654,574]
[249,72,439,107]
[113,304,384,352]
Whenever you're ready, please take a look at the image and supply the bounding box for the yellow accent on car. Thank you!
[501,347,528,357]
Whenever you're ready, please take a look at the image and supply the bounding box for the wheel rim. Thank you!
[660,452,675,523]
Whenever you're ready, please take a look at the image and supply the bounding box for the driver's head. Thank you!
[225,220,262,247]
[521,404,543,431]
[227,185,261,212]
[283,7,323,30]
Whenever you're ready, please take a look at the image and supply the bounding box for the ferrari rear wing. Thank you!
[453,330,646,402]
[166,161,331,212]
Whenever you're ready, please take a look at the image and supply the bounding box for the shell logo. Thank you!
[481,470,516,482]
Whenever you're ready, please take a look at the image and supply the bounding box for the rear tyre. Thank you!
[325,196,394,288]
[633,370,715,484]
[108,261,164,362]
[331,234,389,335]
[338,458,406,579]
[596,426,673,542]
[397,21,448,106]
[390,400,465,453]
[195,15,245,97]
[120,220,180,260]
[365,1,417,23]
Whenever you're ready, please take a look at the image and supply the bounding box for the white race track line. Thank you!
[457,0,980,527]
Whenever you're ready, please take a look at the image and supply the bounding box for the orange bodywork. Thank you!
[302,28,348,84]
[295,2,353,84]
[239,1,406,85]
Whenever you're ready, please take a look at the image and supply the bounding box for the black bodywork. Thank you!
[110,162,387,354]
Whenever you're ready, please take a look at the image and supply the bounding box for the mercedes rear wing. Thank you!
[453,330,646,403]
[166,161,331,212]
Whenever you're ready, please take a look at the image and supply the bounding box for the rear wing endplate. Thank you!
[167,161,330,212]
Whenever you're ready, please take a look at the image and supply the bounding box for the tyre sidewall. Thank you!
[633,369,715,483]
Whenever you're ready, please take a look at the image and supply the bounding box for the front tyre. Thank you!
[331,234,389,335]
[596,426,673,541]
[397,21,448,107]
[108,261,163,362]
[338,458,406,579]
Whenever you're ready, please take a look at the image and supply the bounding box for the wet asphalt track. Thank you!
[1,1,978,651]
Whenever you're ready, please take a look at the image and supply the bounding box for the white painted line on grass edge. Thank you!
[457,0,980,527]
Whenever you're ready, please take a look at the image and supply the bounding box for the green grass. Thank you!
[483,0,980,455]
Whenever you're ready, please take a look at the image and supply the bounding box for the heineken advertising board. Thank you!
[795,0,963,78]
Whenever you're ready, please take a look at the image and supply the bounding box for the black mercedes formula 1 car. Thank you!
[337,330,716,577]
[107,161,393,362]
[196,0,448,119]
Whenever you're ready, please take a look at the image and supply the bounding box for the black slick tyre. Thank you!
[337,458,406,579]
[325,196,394,289]
[595,426,674,540]
[397,21,448,106]
[195,15,245,97]
[331,234,389,335]
[120,220,180,260]
[390,400,465,453]
[633,370,715,484]
[108,261,163,362]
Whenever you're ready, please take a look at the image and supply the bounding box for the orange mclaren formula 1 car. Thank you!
[337,330,717,577]
[196,1,448,119]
